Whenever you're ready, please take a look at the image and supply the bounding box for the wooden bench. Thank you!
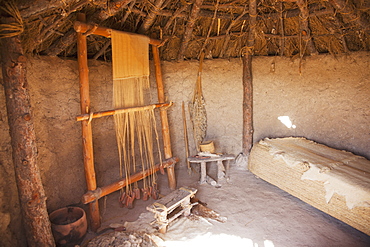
[146,187,197,233]
[188,154,235,186]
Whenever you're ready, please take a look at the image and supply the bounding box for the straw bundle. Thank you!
[0,1,23,38]
[249,138,370,236]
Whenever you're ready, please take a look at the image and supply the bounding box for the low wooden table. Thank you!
[187,154,235,186]
[146,187,197,233]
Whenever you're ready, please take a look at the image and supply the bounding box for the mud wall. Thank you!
[0,52,369,246]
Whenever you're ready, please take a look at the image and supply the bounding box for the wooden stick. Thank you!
[76,13,101,232]
[297,0,318,55]
[82,157,179,204]
[74,21,161,45]
[93,40,111,60]
[129,3,331,22]
[177,0,204,61]
[152,45,177,190]
[138,0,166,33]
[199,0,220,56]
[279,1,285,56]
[45,0,131,56]
[219,8,248,58]
[329,0,369,32]
[76,102,172,121]
[182,102,191,171]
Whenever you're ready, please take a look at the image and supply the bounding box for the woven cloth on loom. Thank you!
[111,30,150,79]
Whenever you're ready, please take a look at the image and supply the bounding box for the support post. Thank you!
[242,0,256,155]
[152,45,177,190]
[0,18,55,246]
[76,13,101,232]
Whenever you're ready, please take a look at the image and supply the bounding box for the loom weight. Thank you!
[119,192,127,207]
[134,187,141,200]
[151,184,160,200]
[142,187,150,201]
[126,191,135,209]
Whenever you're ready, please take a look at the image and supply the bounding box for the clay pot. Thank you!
[49,207,88,247]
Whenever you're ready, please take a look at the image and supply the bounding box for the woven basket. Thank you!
[200,141,215,153]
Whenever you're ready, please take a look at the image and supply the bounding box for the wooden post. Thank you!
[0,18,55,246]
[242,0,257,155]
[76,13,101,232]
[152,45,177,190]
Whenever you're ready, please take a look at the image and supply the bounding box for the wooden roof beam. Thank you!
[177,0,204,61]
[45,0,131,56]
[329,0,370,33]
[131,3,332,21]
[138,0,166,33]
[19,0,75,18]
[219,8,248,58]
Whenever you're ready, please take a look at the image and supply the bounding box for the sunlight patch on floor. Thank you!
[161,232,274,247]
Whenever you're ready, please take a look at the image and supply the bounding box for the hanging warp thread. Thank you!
[111,30,161,208]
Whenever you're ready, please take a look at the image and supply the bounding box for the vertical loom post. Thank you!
[76,13,101,231]
[152,45,177,190]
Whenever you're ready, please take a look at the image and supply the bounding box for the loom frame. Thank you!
[75,13,177,231]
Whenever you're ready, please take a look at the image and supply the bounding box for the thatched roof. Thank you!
[1,0,369,61]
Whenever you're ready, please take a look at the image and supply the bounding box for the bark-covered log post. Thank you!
[242,0,257,156]
[0,18,55,247]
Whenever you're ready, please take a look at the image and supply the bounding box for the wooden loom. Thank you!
[74,14,177,232]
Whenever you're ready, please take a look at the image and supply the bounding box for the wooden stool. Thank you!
[187,154,235,186]
[146,187,197,233]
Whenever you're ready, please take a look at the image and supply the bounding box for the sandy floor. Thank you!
[82,163,370,247]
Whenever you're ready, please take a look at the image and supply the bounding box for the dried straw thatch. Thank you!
[0,0,369,61]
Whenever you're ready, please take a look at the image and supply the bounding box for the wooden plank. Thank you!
[147,187,197,213]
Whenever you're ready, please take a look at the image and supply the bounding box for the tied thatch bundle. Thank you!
[0,1,23,38]
[189,52,207,152]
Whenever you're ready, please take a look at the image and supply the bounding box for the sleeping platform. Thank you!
[248,137,370,236]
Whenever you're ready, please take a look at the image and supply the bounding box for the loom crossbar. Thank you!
[82,157,179,204]
[76,102,173,121]
[74,21,162,45]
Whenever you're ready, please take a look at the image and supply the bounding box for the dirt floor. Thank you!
[81,164,370,247]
